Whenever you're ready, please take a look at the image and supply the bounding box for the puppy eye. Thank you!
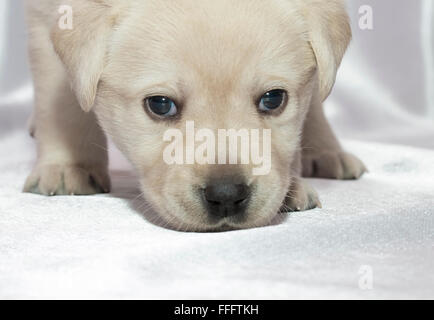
[146,96,178,117]
[258,89,287,112]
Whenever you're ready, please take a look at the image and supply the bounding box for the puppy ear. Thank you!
[51,1,119,112]
[299,0,352,101]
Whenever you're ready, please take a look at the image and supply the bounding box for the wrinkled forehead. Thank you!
[105,0,315,95]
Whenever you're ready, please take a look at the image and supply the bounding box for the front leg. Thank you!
[23,85,111,196]
[301,94,367,180]
[282,152,322,212]
[23,24,110,196]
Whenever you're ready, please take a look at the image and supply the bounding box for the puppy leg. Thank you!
[283,152,321,212]
[301,94,366,180]
[24,24,110,196]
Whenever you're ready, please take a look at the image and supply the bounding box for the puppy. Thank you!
[24,0,366,231]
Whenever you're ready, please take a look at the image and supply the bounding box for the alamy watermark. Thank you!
[58,5,73,30]
[57,4,375,32]
[163,121,272,176]
[359,5,374,30]
[358,265,374,290]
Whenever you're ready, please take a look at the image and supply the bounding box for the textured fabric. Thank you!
[0,0,433,299]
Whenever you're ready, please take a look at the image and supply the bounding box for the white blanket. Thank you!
[0,0,433,299]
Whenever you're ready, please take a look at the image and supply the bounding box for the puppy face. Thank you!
[53,0,350,231]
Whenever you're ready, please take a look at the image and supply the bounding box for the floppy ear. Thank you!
[51,0,119,112]
[299,0,352,101]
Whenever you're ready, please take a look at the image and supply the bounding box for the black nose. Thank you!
[203,182,250,218]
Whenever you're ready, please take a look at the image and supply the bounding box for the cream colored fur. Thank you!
[24,0,366,231]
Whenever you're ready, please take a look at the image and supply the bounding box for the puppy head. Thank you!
[52,0,351,231]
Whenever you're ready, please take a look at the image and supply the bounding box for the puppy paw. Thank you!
[282,178,321,212]
[302,150,367,180]
[23,164,111,196]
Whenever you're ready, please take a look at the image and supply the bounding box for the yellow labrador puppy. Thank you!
[24,0,366,231]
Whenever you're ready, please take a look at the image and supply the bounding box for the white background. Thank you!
[0,1,433,299]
